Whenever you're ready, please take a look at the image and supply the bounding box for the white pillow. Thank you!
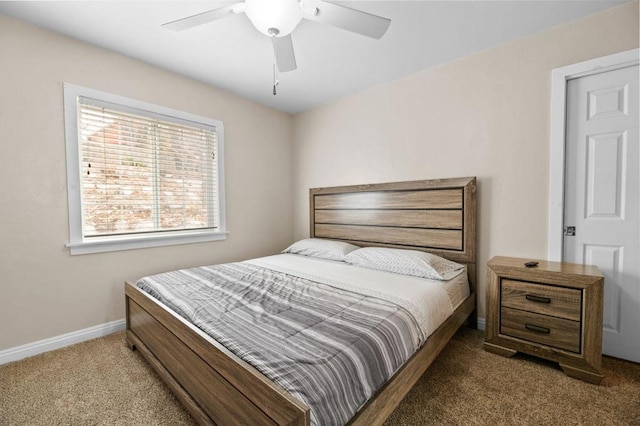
[282,238,359,262]
[345,247,465,280]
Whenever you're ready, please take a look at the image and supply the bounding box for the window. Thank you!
[64,84,226,254]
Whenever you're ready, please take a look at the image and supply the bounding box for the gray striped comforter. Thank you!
[137,260,423,425]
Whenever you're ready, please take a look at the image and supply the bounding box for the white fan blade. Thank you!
[273,35,297,72]
[304,1,390,39]
[162,3,244,31]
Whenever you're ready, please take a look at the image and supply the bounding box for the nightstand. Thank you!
[483,256,604,384]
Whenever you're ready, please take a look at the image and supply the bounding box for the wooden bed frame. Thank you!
[125,176,477,425]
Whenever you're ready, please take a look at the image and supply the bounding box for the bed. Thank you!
[124,176,477,425]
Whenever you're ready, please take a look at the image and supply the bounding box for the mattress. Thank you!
[136,253,470,425]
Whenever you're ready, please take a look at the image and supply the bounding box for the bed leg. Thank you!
[465,309,478,329]
[125,333,136,351]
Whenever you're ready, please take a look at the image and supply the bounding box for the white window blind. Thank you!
[64,84,226,254]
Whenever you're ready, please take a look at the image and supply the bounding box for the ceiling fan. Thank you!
[162,0,391,73]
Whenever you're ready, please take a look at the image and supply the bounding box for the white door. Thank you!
[564,64,639,362]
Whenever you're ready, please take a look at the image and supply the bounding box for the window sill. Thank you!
[66,230,228,255]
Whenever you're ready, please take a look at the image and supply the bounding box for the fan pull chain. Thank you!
[273,63,279,96]
[271,34,279,96]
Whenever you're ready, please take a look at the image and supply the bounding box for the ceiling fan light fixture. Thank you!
[245,0,303,37]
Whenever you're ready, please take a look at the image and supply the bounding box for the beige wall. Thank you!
[292,2,639,320]
[0,15,294,350]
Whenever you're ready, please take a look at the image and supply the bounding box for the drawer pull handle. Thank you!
[525,323,550,334]
[525,294,551,304]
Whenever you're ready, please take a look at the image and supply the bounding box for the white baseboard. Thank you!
[0,319,126,366]
[477,317,486,330]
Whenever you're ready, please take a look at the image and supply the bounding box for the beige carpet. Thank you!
[1,328,638,425]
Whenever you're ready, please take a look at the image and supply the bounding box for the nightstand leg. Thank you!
[559,363,603,385]
[483,342,517,358]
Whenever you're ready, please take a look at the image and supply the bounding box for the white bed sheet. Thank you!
[246,253,470,344]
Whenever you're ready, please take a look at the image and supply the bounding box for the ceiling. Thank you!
[0,1,630,114]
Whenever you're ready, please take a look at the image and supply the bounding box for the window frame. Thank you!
[63,83,227,255]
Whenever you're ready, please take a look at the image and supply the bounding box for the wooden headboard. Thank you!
[309,177,477,290]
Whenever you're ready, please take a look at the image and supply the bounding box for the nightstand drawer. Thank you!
[501,279,582,321]
[501,307,581,353]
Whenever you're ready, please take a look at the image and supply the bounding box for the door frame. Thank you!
[547,48,639,261]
